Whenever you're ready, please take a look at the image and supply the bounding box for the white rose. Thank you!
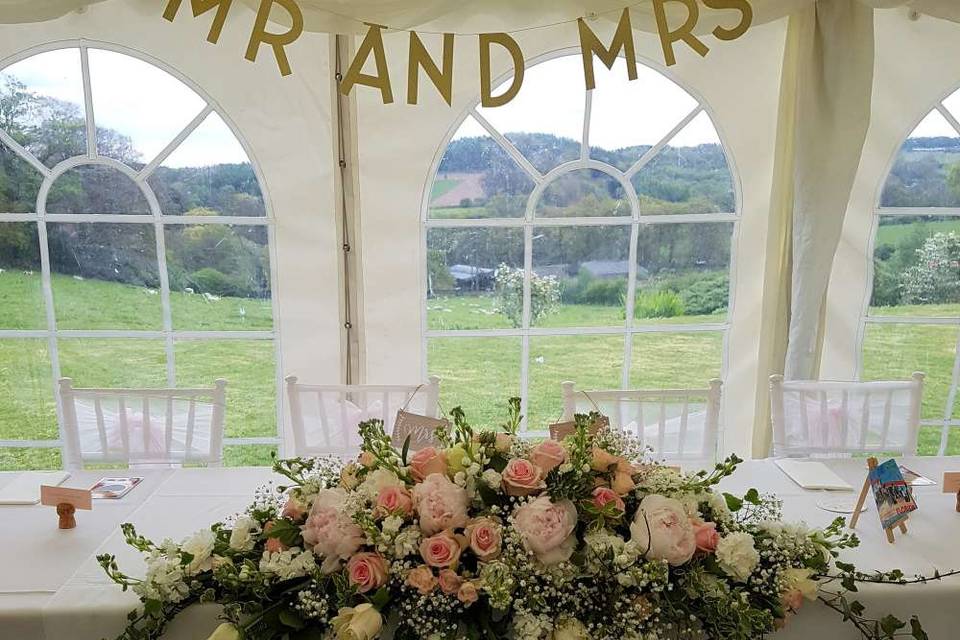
[206,623,241,640]
[481,469,502,489]
[229,515,260,552]
[181,528,216,574]
[715,532,760,581]
[331,602,383,640]
[550,617,588,640]
[629,495,696,566]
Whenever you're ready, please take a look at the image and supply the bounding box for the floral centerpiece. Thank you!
[100,400,938,640]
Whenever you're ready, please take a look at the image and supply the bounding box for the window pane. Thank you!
[477,56,584,174]
[48,223,161,330]
[861,323,958,422]
[630,331,723,388]
[0,340,56,441]
[46,164,150,214]
[634,223,733,323]
[0,447,61,471]
[58,339,167,387]
[88,48,206,165]
[535,169,629,218]
[426,227,522,330]
[631,112,734,215]
[0,48,87,167]
[148,112,265,216]
[427,336,521,428]
[527,334,624,432]
[880,110,960,208]
[165,225,272,330]
[428,116,535,220]
[870,216,960,315]
[532,225,630,327]
[224,444,277,467]
[0,222,44,329]
[0,145,43,212]
[175,340,275,439]
[589,59,698,170]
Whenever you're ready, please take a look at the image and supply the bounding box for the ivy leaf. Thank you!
[369,586,390,610]
[850,600,865,616]
[723,493,743,512]
[744,488,761,505]
[279,609,305,630]
[910,617,928,640]
[880,615,905,636]
[835,561,855,573]
[264,519,302,547]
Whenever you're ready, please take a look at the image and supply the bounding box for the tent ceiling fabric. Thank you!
[3,1,956,31]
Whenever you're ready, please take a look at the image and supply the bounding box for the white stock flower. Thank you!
[134,549,190,603]
[259,547,317,580]
[481,469,502,489]
[715,532,760,581]
[228,515,260,552]
[181,528,216,574]
[550,617,589,640]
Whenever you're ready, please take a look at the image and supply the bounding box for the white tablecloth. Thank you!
[1,459,956,639]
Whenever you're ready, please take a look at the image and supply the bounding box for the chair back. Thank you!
[285,376,441,457]
[59,377,227,469]
[560,379,722,463]
[769,373,924,457]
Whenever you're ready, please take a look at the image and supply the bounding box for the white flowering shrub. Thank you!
[899,231,960,304]
[493,263,560,328]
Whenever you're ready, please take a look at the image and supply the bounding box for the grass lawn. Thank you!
[430,179,459,200]
[428,206,501,219]
[2,276,959,469]
[876,219,960,246]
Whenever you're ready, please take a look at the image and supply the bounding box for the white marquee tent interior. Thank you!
[2,0,960,469]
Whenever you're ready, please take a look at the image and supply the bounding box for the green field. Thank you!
[1,274,958,470]
[876,219,960,246]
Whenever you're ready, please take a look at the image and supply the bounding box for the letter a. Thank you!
[341,23,394,104]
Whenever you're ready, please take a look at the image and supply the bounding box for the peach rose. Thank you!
[413,473,469,535]
[465,518,502,561]
[281,493,308,522]
[591,486,625,512]
[406,565,436,594]
[263,521,289,553]
[513,496,578,565]
[419,531,462,568]
[501,458,545,497]
[347,552,388,593]
[611,470,636,496]
[529,440,566,473]
[630,495,696,566]
[376,485,414,518]
[410,447,448,482]
[438,568,464,595]
[691,518,719,553]
[783,588,804,612]
[494,433,513,453]
[457,581,479,605]
[359,451,376,468]
[591,446,622,472]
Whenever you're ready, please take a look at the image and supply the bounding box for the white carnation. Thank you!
[715,532,759,581]
[358,468,403,499]
[181,528,216,574]
[228,515,260,552]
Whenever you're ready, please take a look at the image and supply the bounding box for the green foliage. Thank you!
[677,273,729,315]
[494,263,560,328]
[634,289,685,319]
[899,232,960,304]
[561,269,626,306]
[427,249,455,292]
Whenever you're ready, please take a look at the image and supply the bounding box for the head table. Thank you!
[1,457,956,640]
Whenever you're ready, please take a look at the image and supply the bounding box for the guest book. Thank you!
[775,459,853,491]
[0,471,69,505]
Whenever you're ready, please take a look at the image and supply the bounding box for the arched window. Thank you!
[0,44,277,469]
[423,54,738,432]
[861,90,960,456]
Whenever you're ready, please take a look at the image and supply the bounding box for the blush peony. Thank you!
[412,473,468,534]
[346,552,388,593]
[630,495,696,566]
[410,447,448,482]
[529,440,566,473]
[301,488,365,573]
[513,496,577,565]
[501,458,545,496]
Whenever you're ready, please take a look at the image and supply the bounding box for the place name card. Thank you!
[943,472,960,494]
[41,485,92,530]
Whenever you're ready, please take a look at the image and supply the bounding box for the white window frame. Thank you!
[420,50,741,440]
[0,41,283,461]
[856,97,960,457]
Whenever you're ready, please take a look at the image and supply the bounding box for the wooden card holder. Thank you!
[943,471,960,513]
[41,485,92,529]
[849,457,907,544]
[391,410,450,450]
[548,415,608,441]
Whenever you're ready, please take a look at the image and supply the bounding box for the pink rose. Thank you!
[281,494,308,522]
[376,485,414,518]
[420,531,462,568]
[406,564,436,594]
[529,440,566,473]
[513,496,577,565]
[301,488,365,573]
[438,568,464,595]
[465,518,502,561]
[263,521,289,553]
[501,458,544,497]
[630,495,696,566]
[691,518,719,554]
[412,473,468,535]
[457,581,479,605]
[591,486,625,512]
[410,447,448,482]
[347,552,388,593]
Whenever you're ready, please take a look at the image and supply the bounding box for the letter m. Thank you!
[163,0,234,45]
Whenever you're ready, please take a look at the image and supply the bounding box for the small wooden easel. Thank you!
[849,457,907,544]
